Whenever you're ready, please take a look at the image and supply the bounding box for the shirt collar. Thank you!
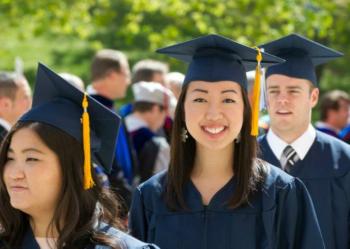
[125,113,148,132]
[0,118,11,131]
[267,124,316,160]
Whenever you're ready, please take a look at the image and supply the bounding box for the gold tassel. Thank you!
[251,48,262,136]
[82,93,94,189]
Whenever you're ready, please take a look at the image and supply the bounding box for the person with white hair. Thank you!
[125,82,176,183]
[166,71,185,99]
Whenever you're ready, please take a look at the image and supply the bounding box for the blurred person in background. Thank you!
[339,105,350,144]
[165,71,184,100]
[121,59,172,143]
[59,72,85,91]
[315,89,350,139]
[131,59,168,85]
[0,72,31,143]
[88,49,136,223]
[125,82,175,183]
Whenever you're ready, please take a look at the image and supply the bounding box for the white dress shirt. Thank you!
[266,124,316,161]
[0,118,11,131]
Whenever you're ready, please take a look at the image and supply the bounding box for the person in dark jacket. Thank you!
[258,33,350,249]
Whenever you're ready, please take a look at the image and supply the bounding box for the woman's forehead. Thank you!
[187,80,242,92]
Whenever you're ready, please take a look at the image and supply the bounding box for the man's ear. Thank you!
[310,87,319,108]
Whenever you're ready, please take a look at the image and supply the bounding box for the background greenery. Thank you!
[1,0,349,120]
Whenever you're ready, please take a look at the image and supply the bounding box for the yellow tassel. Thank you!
[82,93,94,189]
[251,48,262,136]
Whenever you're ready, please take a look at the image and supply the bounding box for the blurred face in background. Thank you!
[331,99,349,130]
[12,79,31,118]
[108,63,131,99]
[148,104,167,132]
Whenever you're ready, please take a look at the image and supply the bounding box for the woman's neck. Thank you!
[30,213,58,238]
[192,143,234,179]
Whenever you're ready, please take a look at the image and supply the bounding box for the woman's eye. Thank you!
[193,98,207,103]
[223,98,235,103]
[6,157,14,162]
[26,157,39,162]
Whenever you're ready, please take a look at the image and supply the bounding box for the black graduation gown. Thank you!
[129,165,325,249]
[130,127,161,183]
[0,222,158,249]
[0,123,8,144]
[259,131,350,249]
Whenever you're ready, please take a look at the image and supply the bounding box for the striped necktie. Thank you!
[280,145,300,172]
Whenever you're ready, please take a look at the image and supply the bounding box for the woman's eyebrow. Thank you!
[191,89,208,93]
[221,89,237,94]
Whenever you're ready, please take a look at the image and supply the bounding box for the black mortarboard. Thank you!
[156,34,284,90]
[20,63,121,177]
[260,33,343,86]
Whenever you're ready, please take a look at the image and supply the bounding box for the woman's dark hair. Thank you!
[165,83,266,210]
[0,122,123,249]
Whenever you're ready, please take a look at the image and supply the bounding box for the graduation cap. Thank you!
[156,34,284,136]
[259,33,343,86]
[20,63,121,189]
[156,34,284,89]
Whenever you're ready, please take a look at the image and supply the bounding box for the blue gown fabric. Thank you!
[129,165,325,249]
[258,131,350,249]
[0,222,158,249]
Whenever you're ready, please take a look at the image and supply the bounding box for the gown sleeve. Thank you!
[129,187,149,242]
[274,178,326,249]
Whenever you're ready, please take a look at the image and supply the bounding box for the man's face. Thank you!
[266,74,319,138]
[9,79,32,124]
[108,64,131,99]
[152,72,166,86]
[332,99,350,129]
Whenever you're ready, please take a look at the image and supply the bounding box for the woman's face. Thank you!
[184,81,244,151]
[3,127,62,217]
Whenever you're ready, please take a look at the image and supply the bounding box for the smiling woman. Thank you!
[184,81,244,152]
[128,34,325,249]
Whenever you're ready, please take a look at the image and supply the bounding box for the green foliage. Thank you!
[0,0,349,112]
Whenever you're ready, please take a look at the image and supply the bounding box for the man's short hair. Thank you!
[133,101,164,113]
[0,72,23,100]
[91,49,128,82]
[132,59,168,83]
[320,90,350,121]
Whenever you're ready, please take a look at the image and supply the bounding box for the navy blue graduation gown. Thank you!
[259,131,350,249]
[129,165,324,249]
[0,222,158,249]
